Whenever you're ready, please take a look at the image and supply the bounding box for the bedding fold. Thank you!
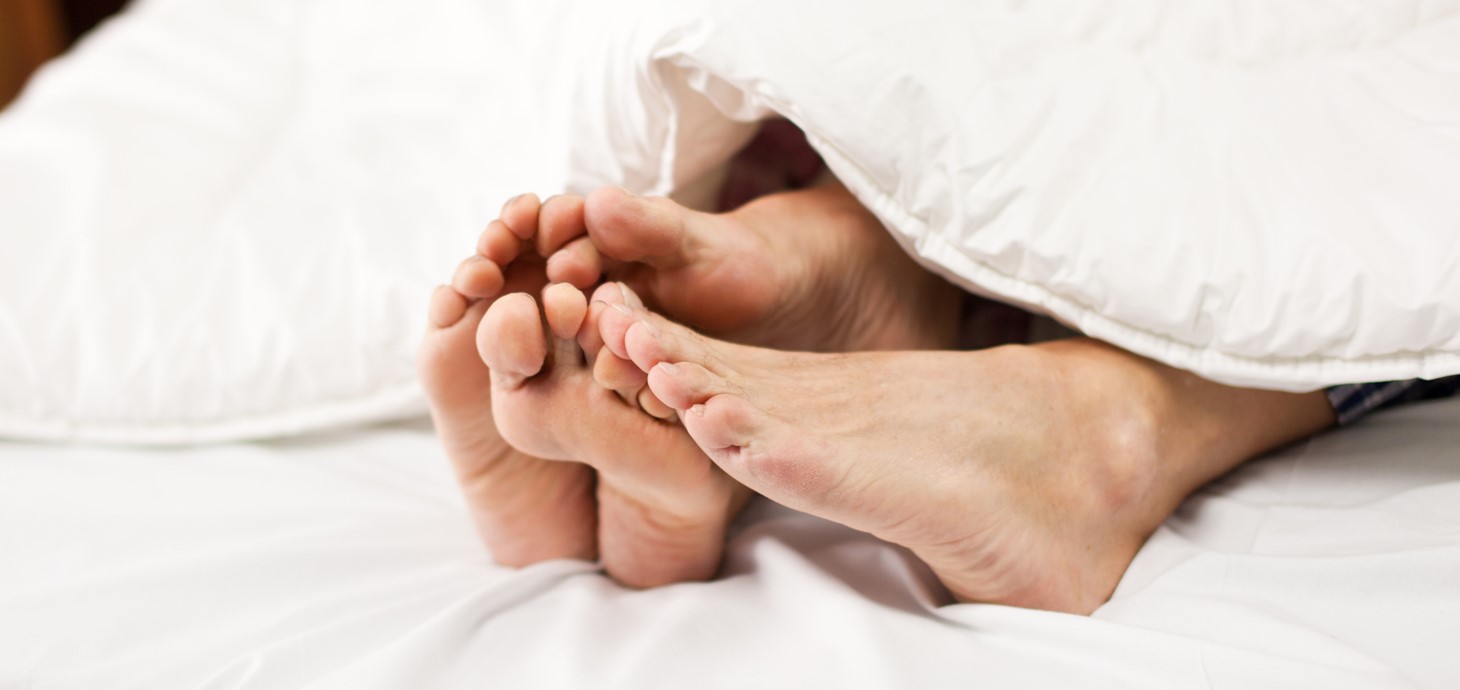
[3,0,1458,442]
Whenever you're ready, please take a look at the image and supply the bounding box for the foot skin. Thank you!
[418,196,597,565]
[477,280,752,588]
[535,181,963,353]
[598,304,1335,613]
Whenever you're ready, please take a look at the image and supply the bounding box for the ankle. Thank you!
[1043,340,1171,519]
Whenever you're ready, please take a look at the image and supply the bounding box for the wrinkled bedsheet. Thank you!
[2,396,1457,689]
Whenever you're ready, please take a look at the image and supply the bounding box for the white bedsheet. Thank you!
[2,397,1457,689]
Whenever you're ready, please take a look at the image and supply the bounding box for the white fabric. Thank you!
[2,398,1458,689]
[3,0,1459,443]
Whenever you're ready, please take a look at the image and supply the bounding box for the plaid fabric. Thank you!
[1326,376,1460,425]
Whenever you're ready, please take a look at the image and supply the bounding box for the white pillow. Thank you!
[3,0,1457,444]
[0,0,749,444]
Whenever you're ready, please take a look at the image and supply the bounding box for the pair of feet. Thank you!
[420,181,959,587]
[420,182,1206,614]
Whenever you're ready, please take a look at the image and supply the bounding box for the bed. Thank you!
[2,1,1458,687]
[2,398,1457,688]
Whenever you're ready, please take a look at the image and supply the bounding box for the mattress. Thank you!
[3,396,1457,689]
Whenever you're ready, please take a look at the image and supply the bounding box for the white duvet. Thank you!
[3,397,1458,688]
[2,0,1459,443]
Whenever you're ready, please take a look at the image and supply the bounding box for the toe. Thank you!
[596,282,730,379]
[588,282,624,306]
[427,285,470,329]
[537,195,587,257]
[477,293,548,388]
[542,283,588,340]
[683,393,764,453]
[477,219,526,266]
[545,236,604,289]
[451,255,506,299]
[646,361,731,411]
[499,193,541,241]
[579,300,608,362]
[622,313,720,374]
[581,283,638,360]
[637,387,676,420]
[584,187,691,268]
[543,283,589,372]
[597,301,716,373]
[596,302,637,361]
[593,351,648,400]
[419,296,493,406]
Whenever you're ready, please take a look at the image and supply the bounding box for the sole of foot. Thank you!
[527,182,963,353]
[418,198,598,564]
[597,301,1198,614]
[476,279,752,588]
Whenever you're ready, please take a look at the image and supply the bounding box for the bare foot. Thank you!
[535,181,962,353]
[476,280,751,587]
[417,193,596,565]
[598,304,1337,613]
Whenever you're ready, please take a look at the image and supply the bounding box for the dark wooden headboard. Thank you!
[1,0,128,107]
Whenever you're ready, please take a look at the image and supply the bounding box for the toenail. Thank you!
[689,404,706,417]
[616,282,643,309]
[610,303,633,316]
[655,362,678,377]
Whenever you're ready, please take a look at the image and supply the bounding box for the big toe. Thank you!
[598,298,722,376]
[646,361,729,412]
[478,292,548,388]
[583,187,694,268]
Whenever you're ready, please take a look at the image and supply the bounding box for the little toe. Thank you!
[419,294,494,407]
[537,195,588,257]
[477,219,526,266]
[499,193,541,241]
[545,236,604,289]
[477,292,548,388]
[451,255,506,299]
[427,285,470,329]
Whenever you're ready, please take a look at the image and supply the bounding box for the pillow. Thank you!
[0,0,750,444]
[3,0,1457,444]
